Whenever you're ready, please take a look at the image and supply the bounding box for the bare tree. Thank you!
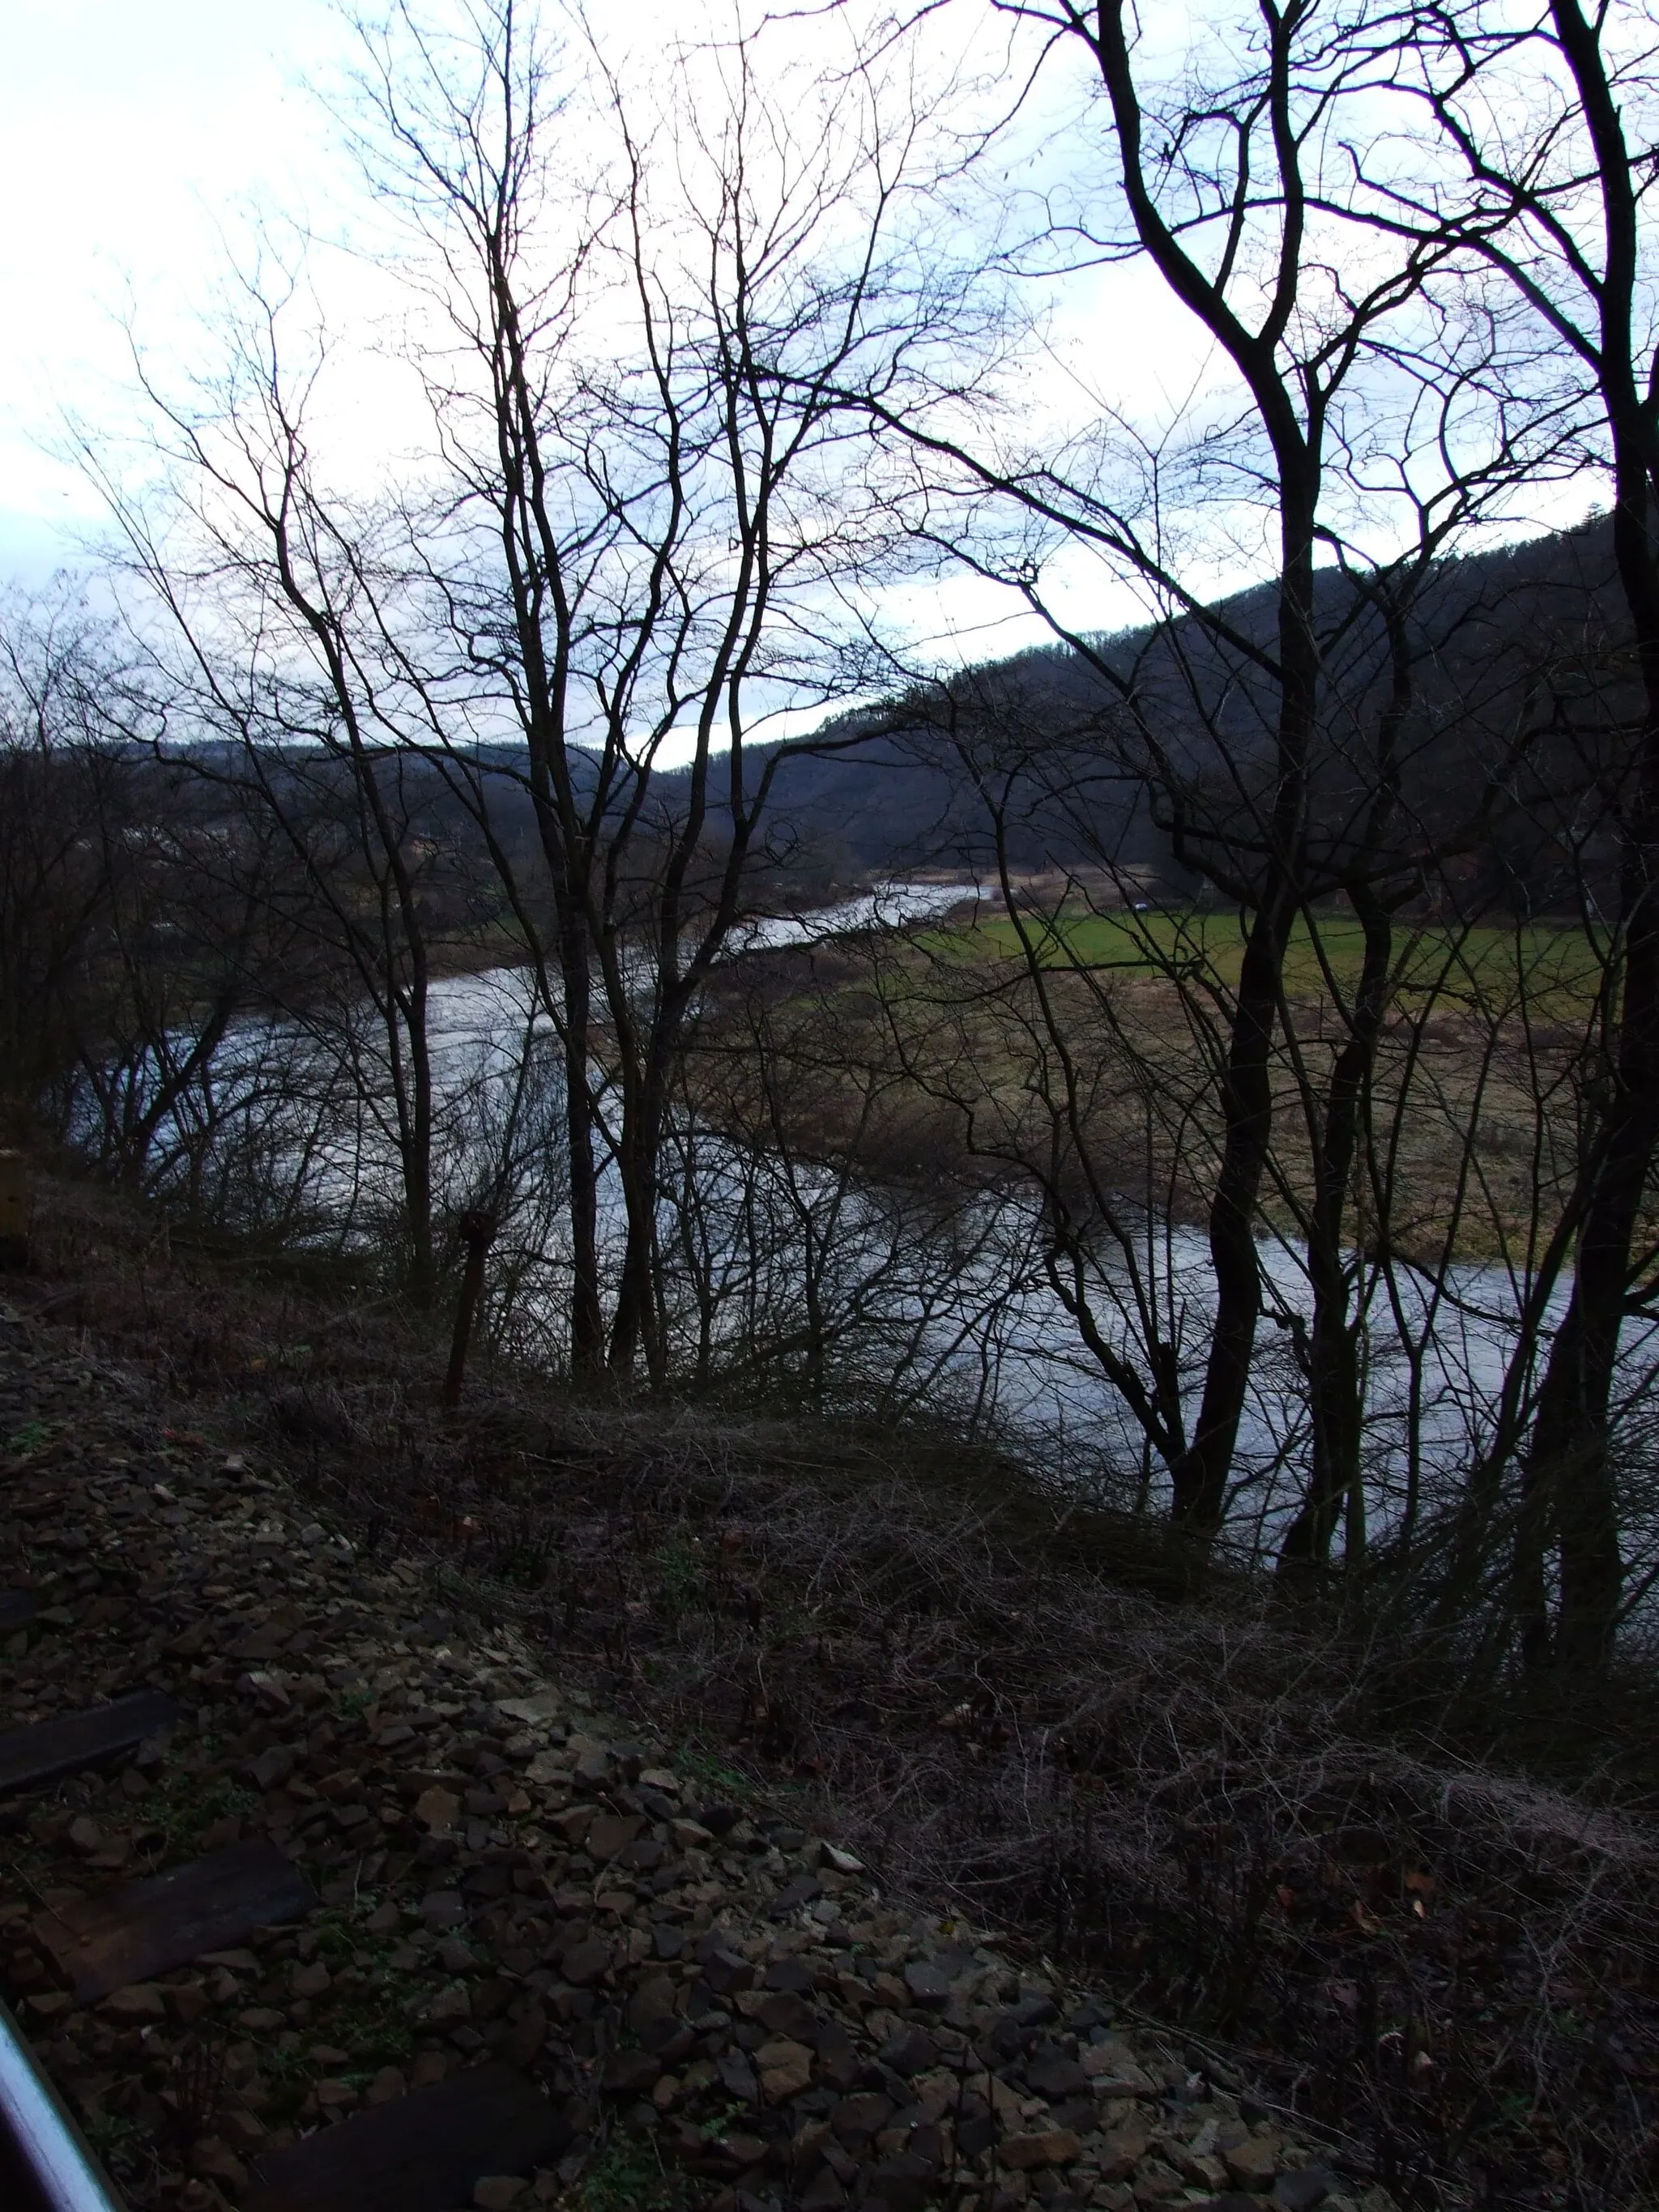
[1347,0,1659,1673]
[333,0,977,1378]
[839,0,1571,1558]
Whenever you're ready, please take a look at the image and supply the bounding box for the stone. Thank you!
[1171,2145,1230,2192]
[496,1690,562,1726]
[759,1990,818,2042]
[416,1786,461,1831]
[190,2137,248,2189]
[718,2050,761,2103]
[869,2148,938,2209]
[626,1974,681,2035]
[365,2065,407,2105]
[757,2035,813,2102]
[1000,2129,1082,2170]
[603,2048,663,2095]
[587,1813,645,1861]
[816,2019,859,2091]
[1095,2119,1150,2182]
[1225,2137,1280,2191]
[1274,2172,1338,2210]
[698,1941,756,1996]
[102,1983,165,2018]
[902,1959,951,2010]
[880,2026,938,2077]
[0,1298,1343,2212]
[426,1982,471,2025]
[830,2091,894,2145]
[1028,2054,1089,2099]
[561,1935,611,1986]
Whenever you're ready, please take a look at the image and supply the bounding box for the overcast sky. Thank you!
[0,0,356,582]
[0,0,1599,680]
[0,0,1163,678]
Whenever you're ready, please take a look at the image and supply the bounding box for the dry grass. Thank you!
[15,1164,1659,2210]
[687,934,1604,1264]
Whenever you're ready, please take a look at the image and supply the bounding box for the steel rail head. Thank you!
[0,1995,125,2212]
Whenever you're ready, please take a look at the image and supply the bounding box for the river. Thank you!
[118,878,1659,1558]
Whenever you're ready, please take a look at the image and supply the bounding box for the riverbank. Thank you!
[3,1166,1655,2209]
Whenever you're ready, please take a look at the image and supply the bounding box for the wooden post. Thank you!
[441,1208,497,1410]
[0,1153,26,1269]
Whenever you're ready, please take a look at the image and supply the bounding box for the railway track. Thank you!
[0,1654,565,2212]
[0,1984,123,2212]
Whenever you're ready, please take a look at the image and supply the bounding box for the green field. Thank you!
[925,907,1608,1014]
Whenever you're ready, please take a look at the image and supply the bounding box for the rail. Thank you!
[0,1993,124,2212]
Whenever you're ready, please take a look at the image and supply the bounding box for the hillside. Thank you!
[148,515,1633,907]
[2,1170,1654,2209]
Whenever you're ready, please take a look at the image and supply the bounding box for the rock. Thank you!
[603,2048,663,2095]
[190,2137,248,2189]
[1274,2172,1338,2210]
[1131,2159,1188,2202]
[1096,2119,1150,2181]
[869,2148,937,2209]
[758,1991,817,2042]
[496,1690,562,1726]
[718,2050,760,2103]
[1000,2129,1081,2170]
[1171,2144,1230,2192]
[365,2065,407,2106]
[698,1940,756,1996]
[415,1786,460,1831]
[815,2018,859,2091]
[1026,2053,1089,2099]
[831,2091,894,2146]
[561,1935,611,1986]
[1225,2137,1280,2190]
[756,2035,813,2102]
[102,1984,165,2019]
[902,1959,951,2010]
[0,1299,1341,2212]
[587,1813,645,1860]
[626,1974,681,2036]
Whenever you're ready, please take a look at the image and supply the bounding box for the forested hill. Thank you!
[155,512,1631,901]
[731,510,1631,893]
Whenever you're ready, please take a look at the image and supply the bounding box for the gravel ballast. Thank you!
[0,1300,1395,2212]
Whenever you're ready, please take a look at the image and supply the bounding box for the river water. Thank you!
[126,878,1659,1554]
